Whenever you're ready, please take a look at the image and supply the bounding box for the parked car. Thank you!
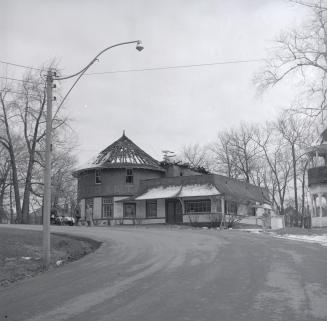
[63,216,75,226]
[52,215,75,226]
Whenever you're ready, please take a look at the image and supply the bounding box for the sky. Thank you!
[1,0,308,165]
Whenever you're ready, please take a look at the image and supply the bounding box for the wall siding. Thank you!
[78,168,163,199]
[114,197,128,218]
[80,199,85,219]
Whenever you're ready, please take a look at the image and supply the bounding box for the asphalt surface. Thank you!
[0,225,327,321]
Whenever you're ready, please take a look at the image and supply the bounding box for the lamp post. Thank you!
[43,40,144,268]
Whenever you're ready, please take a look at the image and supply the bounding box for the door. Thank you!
[166,199,183,224]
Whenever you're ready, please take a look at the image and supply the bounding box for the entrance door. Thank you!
[166,199,183,224]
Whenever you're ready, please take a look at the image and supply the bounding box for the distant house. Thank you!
[73,133,270,225]
[306,128,327,227]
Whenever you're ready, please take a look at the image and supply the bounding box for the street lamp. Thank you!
[43,40,144,268]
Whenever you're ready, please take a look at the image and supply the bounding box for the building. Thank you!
[306,129,327,227]
[73,133,270,226]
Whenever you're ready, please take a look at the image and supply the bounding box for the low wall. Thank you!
[183,213,222,224]
[312,216,327,228]
[239,216,262,226]
[270,216,284,229]
[89,217,166,226]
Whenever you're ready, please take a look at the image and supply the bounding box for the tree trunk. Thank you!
[1,96,22,222]
[291,144,298,226]
[21,157,34,224]
[301,161,308,228]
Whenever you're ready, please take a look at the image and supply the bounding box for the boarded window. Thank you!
[95,170,102,184]
[184,199,211,213]
[124,203,136,217]
[85,198,94,209]
[146,200,157,218]
[126,169,133,184]
[225,200,237,214]
[102,197,113,218]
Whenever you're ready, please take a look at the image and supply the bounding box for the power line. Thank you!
[0,76,45,85]
[84,58,264,76]
[0,89,43,99]
[0,60,44,72]
[0,57,264,79]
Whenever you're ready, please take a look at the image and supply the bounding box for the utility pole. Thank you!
[40,40,143,268]
[43,69,53,268]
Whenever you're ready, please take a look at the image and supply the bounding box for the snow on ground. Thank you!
[273,234,327,246]
[240,229,327,246]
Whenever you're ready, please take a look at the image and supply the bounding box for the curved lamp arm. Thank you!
[53,40,143,113]
[55,40,143,80]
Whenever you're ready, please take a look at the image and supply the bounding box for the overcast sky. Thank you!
[2,0,308,164]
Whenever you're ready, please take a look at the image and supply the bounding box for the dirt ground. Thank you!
[1,225,327,321]
[0,227,101,287]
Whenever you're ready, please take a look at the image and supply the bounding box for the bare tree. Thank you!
[277,111,315,222]
[211,123,262,184]
[0,145,11,222]
[254,122,293,215]
[254,0,327,119]
[0,91,24,220]
[0,69,70,223]
[181,143,211,170]
[211,131,238,178]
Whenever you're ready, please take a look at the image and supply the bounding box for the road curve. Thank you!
[0,225,327,321]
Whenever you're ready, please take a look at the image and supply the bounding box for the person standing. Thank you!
[75,205,81,226]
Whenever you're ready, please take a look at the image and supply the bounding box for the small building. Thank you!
[73,133,270,226]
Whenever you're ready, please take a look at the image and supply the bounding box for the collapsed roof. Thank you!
[74,133,164,174]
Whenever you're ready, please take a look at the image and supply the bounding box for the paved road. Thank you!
[0,225,327,321]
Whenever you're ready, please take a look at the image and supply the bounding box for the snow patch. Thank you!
[136,186,181,200]
[136,184,220,200]
[178,184,220,197]
[274,234,327,246]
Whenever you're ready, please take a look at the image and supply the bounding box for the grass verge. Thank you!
[0,227,101,287]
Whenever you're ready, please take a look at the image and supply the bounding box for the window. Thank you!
[95,169,102,184]
[126,169,133,184]
[146,200,157,218]
[102,197,113,218]
[124,203,136,218]
[225,200,237,214]
[184,199,211,213]
[216,198,222,213]
[85,198,94,219]
[248,207,256,216]
[85,198,94,209]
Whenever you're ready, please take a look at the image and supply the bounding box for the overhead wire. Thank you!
[84,58,264,76]
[0,57,264,79]
[0,75,45,85]
[0,89,43,100]
[0,60,44,71]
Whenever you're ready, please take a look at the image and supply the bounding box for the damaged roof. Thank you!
[133,174,269,204]
[74,133,164,174]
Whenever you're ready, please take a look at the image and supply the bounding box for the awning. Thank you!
[135,184,220,200]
